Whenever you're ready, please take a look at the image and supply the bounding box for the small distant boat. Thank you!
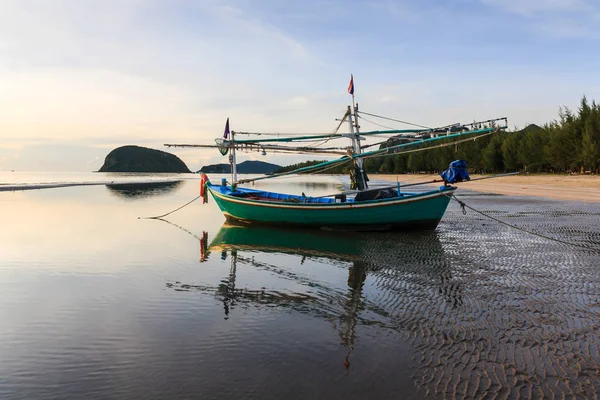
[166,76,508,231]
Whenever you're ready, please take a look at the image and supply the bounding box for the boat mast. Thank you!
[347,105,368,190]
[230,130,238,185]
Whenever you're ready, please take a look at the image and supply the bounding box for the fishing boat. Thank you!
[166,76,508,230]
[205,180,456,230]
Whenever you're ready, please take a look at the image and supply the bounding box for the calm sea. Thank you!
[1,172,600,399]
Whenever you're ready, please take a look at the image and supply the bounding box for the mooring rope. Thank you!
[447,194,600,252]
[139,195,201,219]
[357,111,432,129]
[152,217,203,240]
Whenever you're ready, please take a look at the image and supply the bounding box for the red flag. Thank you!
[348,74,354,95]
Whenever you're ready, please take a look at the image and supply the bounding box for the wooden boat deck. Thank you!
[225,185,426,205]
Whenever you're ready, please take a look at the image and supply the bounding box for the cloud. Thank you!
[1,0,599,170]
[0,68,198,141]
[480,0,600,39]
[378,95,398,104]
[532,18,600,39]
[481,0,591,15]
[214,4,311,62]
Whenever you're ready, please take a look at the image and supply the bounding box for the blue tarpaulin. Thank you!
[440,160,470,184]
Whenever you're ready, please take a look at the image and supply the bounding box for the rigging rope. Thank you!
[357,114,398,131]
[360,135,427,150]
[237,157,350,184]
[358,111,432,129]
[299,158,353,174]
[297,122,345,149]
[233,131,340,136]
[361,130,496,161]
[236,129,497,185]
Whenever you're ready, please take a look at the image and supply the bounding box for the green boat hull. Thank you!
[207,185,455,231]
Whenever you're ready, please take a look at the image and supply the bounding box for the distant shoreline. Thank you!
[374,174,600,203]
[4,172,600,202]
[0,179,182,192]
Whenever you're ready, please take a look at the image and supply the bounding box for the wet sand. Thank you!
[2,177,600,398]
[376,174,600,202]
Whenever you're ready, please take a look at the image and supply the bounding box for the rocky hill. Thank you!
[198,160,281,174]
[98,145,191,173]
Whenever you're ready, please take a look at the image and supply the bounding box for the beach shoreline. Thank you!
[374,174,600,203]
[3,172,600,202]
[0,179,183,192]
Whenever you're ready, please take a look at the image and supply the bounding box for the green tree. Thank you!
[482,135,504,172]
[518,126,547,172]
[580,101,600,173]
[501,133,521,171]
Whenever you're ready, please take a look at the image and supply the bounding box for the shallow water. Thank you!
[1,174,600,399]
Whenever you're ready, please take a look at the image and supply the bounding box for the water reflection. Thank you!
[207,223,361,261]
[168,222,460,376]
[5,177,600,398]
[105,180,183,199]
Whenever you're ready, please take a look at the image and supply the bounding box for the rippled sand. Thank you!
[360,196,600,398]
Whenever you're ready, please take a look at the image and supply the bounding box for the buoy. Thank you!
[200,174,207,196]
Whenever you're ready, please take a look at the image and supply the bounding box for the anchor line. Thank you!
[446,194,600,252]
[140,195,201,219]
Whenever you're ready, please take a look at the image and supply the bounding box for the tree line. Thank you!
[276,96,600,175]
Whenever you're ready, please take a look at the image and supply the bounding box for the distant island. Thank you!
[198,160,281,174]
[98,145,191,173]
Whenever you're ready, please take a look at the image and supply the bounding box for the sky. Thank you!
[1,0,599,171]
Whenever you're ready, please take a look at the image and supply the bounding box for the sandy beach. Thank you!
[376,174,600,202]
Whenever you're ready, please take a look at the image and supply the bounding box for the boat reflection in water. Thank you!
[105,180,183,199]
[172,221,462,376]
